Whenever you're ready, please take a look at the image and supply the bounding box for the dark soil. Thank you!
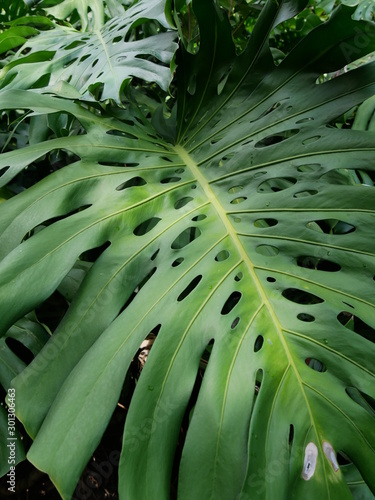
[0,405,126,500]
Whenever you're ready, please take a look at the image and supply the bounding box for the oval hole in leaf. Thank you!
[255,129,299,148]
[172,257,184,267]
[254,171,267,178]
[296,117,314,124]
[106,129,138,140]
[257,177,297,193]
[215,250,229,262]
[175,168,184,173]
[174,197,193,209]
[221,291,242,315]
[210,137,222,145]
[171,227,201,249]
[159,156,172,163]
[306,219,355,235]
[256,245,279,256]
[64,40,86,50]
[337,311,375,342]
[161,176,181,184]
[297,256,341,272]
[231,317,240,329]
[345,387,375,418]
[219,154,234,167]
[177,275,202,302]
[133,217,161,236]
[242,139,253,146]
[234,272,243,282]
[302,136,321,145]
[98,161,123,166]
[5,337,34,365]
[251,100,283,122]
[297,163,321,173]
[254,218,278,228]
[78,54,90,63]
[228,185,243,194]
[294,190,318,198]
[116,177,146,191]
[283,288,323,305]
[230,196,247,204]
[297,313,315,322]
[150,249,160,261]
[343,301,354,309]
[192,214,207,222]
[289,424,294,447]
[267,277,276,283]
[305,357,327,372]
[254,335,264,352]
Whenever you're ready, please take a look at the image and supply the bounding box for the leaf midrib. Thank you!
[174,144,329,496]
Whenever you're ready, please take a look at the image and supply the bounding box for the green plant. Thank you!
[0,0,375,498]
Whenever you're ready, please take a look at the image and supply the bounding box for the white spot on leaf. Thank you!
[302,442,318,480]
[323,441,339,472]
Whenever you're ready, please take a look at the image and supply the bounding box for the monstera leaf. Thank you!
[0,0,177,102]
[0,0,375,498]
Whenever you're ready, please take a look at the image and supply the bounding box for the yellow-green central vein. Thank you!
[174,144,329,495]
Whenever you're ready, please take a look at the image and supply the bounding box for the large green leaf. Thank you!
[0,0,177,102]
[0,0,375,498]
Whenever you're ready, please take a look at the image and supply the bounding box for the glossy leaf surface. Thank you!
[0,0,374,498]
